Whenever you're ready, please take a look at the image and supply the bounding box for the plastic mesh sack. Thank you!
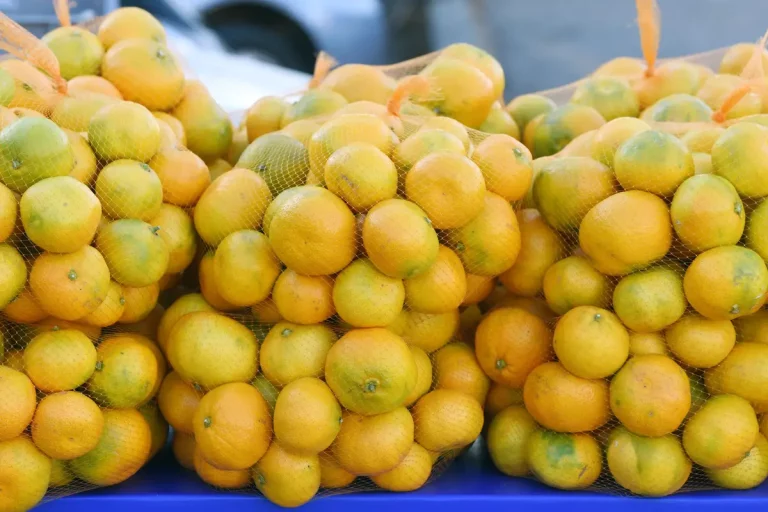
[482,0,768,498]
[0,3,235,510]
[0,2,527,509]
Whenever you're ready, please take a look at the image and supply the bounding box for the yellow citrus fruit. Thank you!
[0,59,58,114]
[405,152,486,229]
[194,382,272,470]
[97,7,166,49]
[531,104,606,158]
[29,246,109,320]
[613,266,687,332]
[0,436,51,512]
[95,159,163,221]
[532,156,615,232]
[606,426,692,496]
[527,430,601,490]
[0,367,36,441]
[747,198,768,263]
[87,334,158,408]
[684,246,768,320]
[635,61,700,108]
[487,405,538,477]
[259,322,336,386]
[309,113,394,180]
[172,81,233,162]
[20,175,101,253]
[157,371,201,435]
[97,218,169,287]
[0,244,26,310]
[281,89,347,128]
[362,198,439,279]
[628,331,668,356]
[706,342,768,410]
[591,117,651,168]
[670,175,745,253]
[485,383,524,419]
[734,309,768,343]
[320,64,396,104]
[553,306,629,379]
[213,229,280,307]
[253,442,320,508]
[252,375,279,412]
[463,274,495,306]
[499,209,563,297]
[107,47,176,108]
[387,308,459,353]
[371,442,432,492]
[150,204,196,274]
[683,394,759,469]
[198,250,239,311]
[272,269,334,324]
[68,75,123,99]
[319,451,356,489]
[66,131,98,186]
[2,289,47,324]
[708,433,768,489]
[194,168,272,246]
[523,361,609,432]
[571,76,639,120]
[207,158,232,181]
[153,112,186,145]
[542,255,610,315]
[31,391,103,460]
[269,186,356,276]
[172,432,196,470]
[50,93,117,133]
[404,245,466,314]
[280,119,321,147]
[698,74,762,119]
[556,129,596,158]
[193,447,250,489]
[325,327,417,415]
[665,314,735,369]
[156,293,214,354]
[413,389,483,452]
[118,282,159,324]
[237,131,311,194]
[148,146,211,207]
[471,134,532,201]
[403,346,432,407]
[475,307,552,388]
[88,101,160,163]
[23,329,96,392]
[333,258,405,327]
[0,182,16,243]
[433,342,490,405]
[418,57,495,128]
[579,190,672,276]
[69,408,151,485]
[274,377,341,454]
[245,96,288,141]
[479,103,520,138]
[32,318,101,342]
[613,130,694,197]
[324,142,397,212]
[139,401,168,461]
[49,458,74,488]
[711,122,768,198]
[610,355,690,436]
[167,311,258,389]
[332,407,413,475]
[681,125,725,154]
[448,192,521,276]
[506,94,557,133]
[394,129,466,173]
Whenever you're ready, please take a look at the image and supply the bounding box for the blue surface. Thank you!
[37,439,768,512]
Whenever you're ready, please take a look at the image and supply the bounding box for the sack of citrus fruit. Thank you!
[0,2,238,509]
[481,0,768,498]
[134,40,538,507]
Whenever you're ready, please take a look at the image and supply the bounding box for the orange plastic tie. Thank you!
[307,51,337,89]
[54,0,72,27]
[0,13,67,93]
[386,75,432,117]
[636,0,660,77]
[712,83,752,123]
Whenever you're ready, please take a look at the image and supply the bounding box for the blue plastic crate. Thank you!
[37,439,768,512]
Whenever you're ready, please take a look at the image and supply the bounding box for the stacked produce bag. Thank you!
[483,0,768,497]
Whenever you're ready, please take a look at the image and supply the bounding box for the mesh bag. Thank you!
[0,3,233,510]
[482,0,768,498]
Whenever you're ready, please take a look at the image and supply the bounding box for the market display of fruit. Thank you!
[3,0,768,510]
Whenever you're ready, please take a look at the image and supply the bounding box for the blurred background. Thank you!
[6,0,768,110]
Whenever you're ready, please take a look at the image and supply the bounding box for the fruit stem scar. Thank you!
[594,313,602,321]
[734,203,743,215]
[203,416,212,428]
[364,378,378,393]
[281,328,292,337]
[730,304,740,314]
[68,269,77,281]
[11,159,20,170]
[95,361,103,371]
[456,241,465,252]
[140,163,151,172]
[52,325,60,331]
[496,359,506,370]
[119,297,126,305]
